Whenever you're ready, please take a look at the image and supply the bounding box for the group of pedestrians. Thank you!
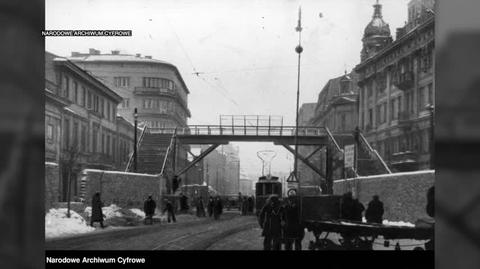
[207,196,224,220]
[240,195,255,216]
[340,191,385,224]
[258,194,304,250]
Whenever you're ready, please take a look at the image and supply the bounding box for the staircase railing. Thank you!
[325,127,360,177]
[125,125,148,172]
[159,132,176,176]
[357,131,392,174]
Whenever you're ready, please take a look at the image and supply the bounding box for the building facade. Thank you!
[68,49,191,129]
[355,0,435,171]
[45,51,135,202]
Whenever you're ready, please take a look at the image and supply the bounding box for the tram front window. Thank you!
[265,184,272,195]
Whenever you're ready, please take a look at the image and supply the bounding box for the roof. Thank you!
[47,52,123,103]
[68,53,190,94]
[363,2,391,38]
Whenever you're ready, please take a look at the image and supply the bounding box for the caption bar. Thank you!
[42,30,132,37]
[46,256,145,265]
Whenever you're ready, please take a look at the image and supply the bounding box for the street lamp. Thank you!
[133,107,138,172]
[426,104,434,169]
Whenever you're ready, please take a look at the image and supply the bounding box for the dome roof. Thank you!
[363,2,391,38]
[364,18,391,37]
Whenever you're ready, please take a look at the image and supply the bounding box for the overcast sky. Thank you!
[46,0,409,177]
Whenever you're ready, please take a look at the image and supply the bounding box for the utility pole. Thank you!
[293,6,303,184]
[133,108,138,172]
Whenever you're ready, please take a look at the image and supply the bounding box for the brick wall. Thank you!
[333,170,435,222]
[45,162,60,211]
[81,169,166,208]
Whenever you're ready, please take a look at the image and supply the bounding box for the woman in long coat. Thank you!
[90,192,104,228]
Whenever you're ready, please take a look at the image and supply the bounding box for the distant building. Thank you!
[68,49,191,129]
[202,144,240,195]
[45,51,135,202]
[355,0,435,171]
[239,178,254,196]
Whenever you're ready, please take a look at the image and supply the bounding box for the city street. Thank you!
[46,211,258,250]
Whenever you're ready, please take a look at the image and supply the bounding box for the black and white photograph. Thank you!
[41,0,437,253]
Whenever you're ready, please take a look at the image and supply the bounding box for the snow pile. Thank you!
[45,208,94,239]
[84,204,123,219]
[130,208,145,218]
[382,220,415,227]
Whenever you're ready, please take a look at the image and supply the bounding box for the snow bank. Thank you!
[45,208,94,239]
[84,204,123,219]
[382,220,415,227]
[130,208,145,218]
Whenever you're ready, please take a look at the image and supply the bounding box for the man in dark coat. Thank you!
[213,196,223,220]
[258,195,284,250]
[162,199,176,223]
[352,198,365,222]
[143,195,156,225]
[340,192,354,221]
[196,197,206,217]
[207,197,214,218]
[242,196,248,216]
[365,195,384,224]
[283,195,304,250]
[90,192,104,228]
[248,196,254,214]
[180,193,189,213]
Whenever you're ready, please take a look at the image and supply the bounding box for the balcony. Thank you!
[133,87,177,97]
[393,71,414,91]
[390,150,419,172]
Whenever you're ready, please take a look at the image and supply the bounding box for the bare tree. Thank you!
[60,142,81,218]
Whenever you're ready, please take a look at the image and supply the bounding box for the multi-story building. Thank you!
[355,0,435,171]
[45,51,136,201]
[68,49,191,128]
[203,148,227,194]
[297,71,360,187]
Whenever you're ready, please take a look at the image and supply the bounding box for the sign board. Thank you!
[344,144,355,168]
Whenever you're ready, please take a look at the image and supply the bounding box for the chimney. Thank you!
[89,48,100,55]
[71,52,80,57]
[145,55,152,59]
[136,53,141,57]
[111,50,120,55]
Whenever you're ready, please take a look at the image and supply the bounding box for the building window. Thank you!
[122,98,129,108]
[87,91,92,109]
[368,109,373,126]
[63,76,70,98]
[106,134,111,156]
[82,87,86,107]
[80,125,87,152]
[102,133,105,154]
[73,81,78,104]
[47,124,54,142]
[107,102,111,120]
[64,118,70,148]
[427,83,433,105]
[92,127,98,153]
[101,99,105,117]
[114,77,130,87]
[73,122,79,149]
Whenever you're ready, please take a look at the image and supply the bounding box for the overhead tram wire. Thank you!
[165,15,241,113]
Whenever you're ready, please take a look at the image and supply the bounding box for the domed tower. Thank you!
[361,0,393,61]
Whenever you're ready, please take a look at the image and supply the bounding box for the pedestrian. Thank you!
[90,192,105,228]
[197,197,206,217]
[213,196,223,220]
[242,196,248,216]
[340,192,354,221]
[207,197,214,218]
[180,193,189,213]
[143,195,156,225]
[283,194,304,250]
[162,199,176,223]
[258,195,284,250]
[248,196,254,214]
[365,195,384,224]
[352,198,365,222]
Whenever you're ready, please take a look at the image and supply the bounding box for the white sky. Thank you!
[46,0,409,176]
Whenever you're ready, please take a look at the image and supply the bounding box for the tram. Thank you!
[255,175,282,214]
